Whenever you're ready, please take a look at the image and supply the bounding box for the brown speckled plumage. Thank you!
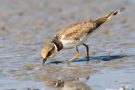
[55,11,118,42]
[55,20,96,41]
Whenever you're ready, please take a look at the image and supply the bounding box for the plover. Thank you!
[41,10,119,65]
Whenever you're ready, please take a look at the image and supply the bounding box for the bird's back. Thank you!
[55,10,119,41]
[56,20,97,41]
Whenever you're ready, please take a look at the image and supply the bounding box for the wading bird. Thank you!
[41,10,120,65]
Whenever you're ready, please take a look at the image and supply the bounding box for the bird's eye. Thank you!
[47,51,51,56]
[47,47,55,57]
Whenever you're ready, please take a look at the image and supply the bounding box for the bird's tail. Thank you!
[94,8,124,27]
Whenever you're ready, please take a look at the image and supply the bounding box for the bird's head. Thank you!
[41,42,57,65]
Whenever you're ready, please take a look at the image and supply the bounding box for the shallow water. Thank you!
[0,0,135,90]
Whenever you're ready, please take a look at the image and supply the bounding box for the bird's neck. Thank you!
[52,38,63,51]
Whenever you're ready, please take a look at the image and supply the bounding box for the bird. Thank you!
[41,10,120,65]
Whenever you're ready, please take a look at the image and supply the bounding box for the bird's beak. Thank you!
[42,57,47,65]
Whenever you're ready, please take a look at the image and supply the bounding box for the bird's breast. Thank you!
[60,34,88,49]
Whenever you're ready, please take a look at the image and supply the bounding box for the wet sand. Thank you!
[0,0,135,90]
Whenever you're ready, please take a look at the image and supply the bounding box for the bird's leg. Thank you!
[82,43,89,61]
[66,46,80,63]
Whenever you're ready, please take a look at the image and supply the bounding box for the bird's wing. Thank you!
[56,20,96,40]
[54,9,120,41]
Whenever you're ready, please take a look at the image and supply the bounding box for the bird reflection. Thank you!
[44,77,92,90]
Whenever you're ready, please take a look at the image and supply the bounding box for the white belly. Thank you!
[60,35,88,49]
[61,39,80,48]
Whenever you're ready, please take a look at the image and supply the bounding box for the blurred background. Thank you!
[0,0,135,90]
